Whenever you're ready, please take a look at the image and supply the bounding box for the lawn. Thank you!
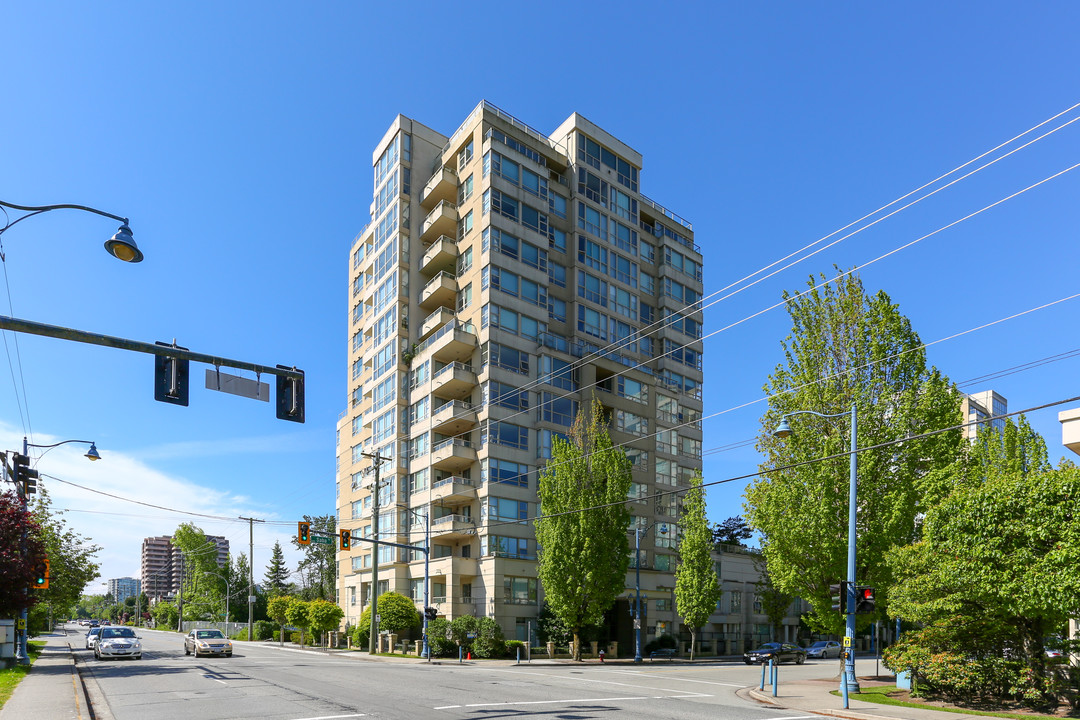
[0,640,44,709]
[838,684,1065,719]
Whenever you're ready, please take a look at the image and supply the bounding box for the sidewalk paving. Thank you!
[1,626,90,720]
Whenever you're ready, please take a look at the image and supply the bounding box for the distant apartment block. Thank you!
[961,390,1007,440]
[337,101,704,644]
[107,577,142,604]
[140,534,230,601]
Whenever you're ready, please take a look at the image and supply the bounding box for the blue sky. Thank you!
[2,1,1078,588]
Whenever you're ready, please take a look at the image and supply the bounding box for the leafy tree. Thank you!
[27,487,101,631]
[267,594,292,646]
[0,491,48,618]
[150,600,178,629]
[536,602,571,647]
[307,598,344,647]
[886,418,1080,705]
[291,514,335,600]
[354,592,420,643]
[754,557,794,642]
[712,516,752,549]
[675,474,720,660]
[284,597,310,647]
[449,615,479,651]
[746,269,962,633]
[172,523,225,620]
[535,398,632,661]
[264,540,291,596]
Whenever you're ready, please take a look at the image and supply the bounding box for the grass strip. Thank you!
[835,684,1058,719]
[0,640,44,709]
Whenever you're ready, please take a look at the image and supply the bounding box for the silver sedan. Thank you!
[95,627,142,660]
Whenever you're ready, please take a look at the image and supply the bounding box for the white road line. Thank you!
[290,715,366,720]
[434,693,710,710]
[485,667,705,694]
[607,669,744,687]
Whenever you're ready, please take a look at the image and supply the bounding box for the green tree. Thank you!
[284,597,311,647]
[746,269,962,633]
[307,598,344,647]
[886,418,1079,705]
[264,540,291,596]
[712,516,752,549]
[535,398,632,661]
[674,474,720,660]
[172,523,224,620]
[354,591,420,645]
[28,487,101,631]
[150,600,178,629]
[267,594,292,646]
[0,490,47,617]
[291,514,335,600]
[754,557,794,642]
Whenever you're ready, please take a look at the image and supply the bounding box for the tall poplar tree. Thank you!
[746,269,962,632]
[674,474,720,660]
[535,398,632,661]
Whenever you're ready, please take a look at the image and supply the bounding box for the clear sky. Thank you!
[2,1,1078,591]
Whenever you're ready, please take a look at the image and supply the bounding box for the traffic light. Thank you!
[154,342,190,406]
[297,521,311,545]
[829,581,848,614]
[424,606,438,621]
[855,586,876,614]
[32,558,50,589]
[340,530,351,551]
[276,366,305,423]
[13,453,38,497]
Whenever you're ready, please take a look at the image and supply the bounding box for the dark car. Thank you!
[743,642,806,665]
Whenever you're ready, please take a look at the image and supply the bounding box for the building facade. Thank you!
[337,101,704,643]
[140,534,230,601]
[107,577,142,605]
[961,390,1007,440]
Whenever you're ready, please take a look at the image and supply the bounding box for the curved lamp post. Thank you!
[773,403,860,702]
[629,522,668,662]
[0,200,143,263]
[14,437,101,663]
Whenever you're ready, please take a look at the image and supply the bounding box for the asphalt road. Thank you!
[69,623,844,720]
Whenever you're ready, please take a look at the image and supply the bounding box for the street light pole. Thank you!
[362,452,393,655]
[774,402,860,701]
[631,523,667,663]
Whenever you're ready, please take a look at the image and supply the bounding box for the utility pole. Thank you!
[239,516,264,641]
[177,553,185,633]
[362,452,392,655]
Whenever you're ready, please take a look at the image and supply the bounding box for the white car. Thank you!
[85,627,102,650]
[805,640,842,659]
[95,627,142,660]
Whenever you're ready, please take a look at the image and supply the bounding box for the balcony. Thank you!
[420,166,458,210]
[431,399,478,435]
[424,554,479,578]
[420,235,458,277]
[431,437,476,472]
[419,307,455,342]
[420,201,458,242]
[431,362,476,400]
[419,271,458,310]
[418,321,477,364]
[430,475,477,504]
[430,514,476,540]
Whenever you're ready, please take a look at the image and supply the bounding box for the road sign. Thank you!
[843,636,852,647]
[310,536,333,545]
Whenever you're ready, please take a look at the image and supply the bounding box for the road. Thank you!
[70,623,844,720]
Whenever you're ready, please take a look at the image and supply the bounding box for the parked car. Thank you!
[95,627,142,660]
[85,627,103,650]
[743,642,807,665]
[805,640,842,659]
[184,629,233,658]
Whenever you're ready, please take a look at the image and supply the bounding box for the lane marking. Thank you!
[485,667,705,694]
[607,669,744,687]
[435,693,710,709]
[290,715,366,720]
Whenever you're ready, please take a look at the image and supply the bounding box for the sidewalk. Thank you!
[0,626,91,720]
[744,673,1004,720]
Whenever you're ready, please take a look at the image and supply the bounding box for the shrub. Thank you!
[351,623,369,650]
[504,640,525,657]
[472,617,505,658]
[254,620,275,641]
[289,631,303,645]
[231,629,250,641]
[427,618,456,657]
[644,635,677,655]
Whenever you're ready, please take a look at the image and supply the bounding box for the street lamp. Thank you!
[0,200,143,263]
[629,522,667,663]
[773,403,860,701]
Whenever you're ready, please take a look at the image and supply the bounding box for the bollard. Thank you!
[768,659,775,691]
[772,660,778,697]
[459,645,463,664]
[841,668,849,708]
[516,646,520,665]
[759,661,766,690]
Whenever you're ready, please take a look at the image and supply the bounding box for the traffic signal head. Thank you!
[32,558,50,589]
[297,521,311,545]
[340,530,351,551]
[13,453,39,497]
[154,342,190,406]
[829,581,848,614]
[855,586,876,614]
[276,366,305,423]
[424,606,438,621]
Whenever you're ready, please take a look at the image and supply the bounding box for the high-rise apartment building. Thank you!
[107,577,142,604]
[961,390,1007,440]
[140,534,230,601]
[337,101,703,643]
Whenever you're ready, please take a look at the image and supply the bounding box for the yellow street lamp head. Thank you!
[104,224,143,263]
[84,443,102,461]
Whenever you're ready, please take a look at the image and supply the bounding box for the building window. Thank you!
[504,576,537,604]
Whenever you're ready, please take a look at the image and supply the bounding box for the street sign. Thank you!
[205,369,269,402]
[843,636,852,647]
[310,536,333,545]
